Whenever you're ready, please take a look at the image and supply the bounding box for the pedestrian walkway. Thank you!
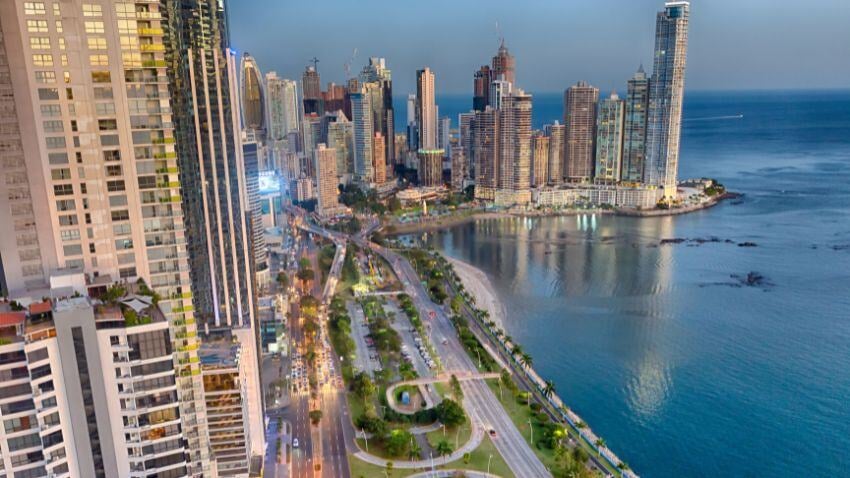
[385,371,500,415]
[352,426,484,470]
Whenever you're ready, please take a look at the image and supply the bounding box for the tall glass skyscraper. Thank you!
[645,1,690,198]
[164,0,257,332]
[240,52,265,134]
[622,66,650,183]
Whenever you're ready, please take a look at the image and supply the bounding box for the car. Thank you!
[292,438,299,448]
[488,429,497,438]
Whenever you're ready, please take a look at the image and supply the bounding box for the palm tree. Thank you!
[407,441,421,460]
[595,438,606,457]
[543,380,555,399]
[520,352,533,368]
[436,440,453,457]
[511,344,523,358]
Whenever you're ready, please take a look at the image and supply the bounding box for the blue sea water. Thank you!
[404,90,850,477]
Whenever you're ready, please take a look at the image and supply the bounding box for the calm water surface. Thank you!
[405,91,850,477]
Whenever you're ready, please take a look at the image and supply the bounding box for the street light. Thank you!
[528,418,534,445]
[487,454,493,474]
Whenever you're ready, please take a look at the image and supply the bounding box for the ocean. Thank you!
[402,90,850,477]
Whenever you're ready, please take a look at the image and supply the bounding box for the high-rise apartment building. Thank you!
[243,133,268,278]
[351,88,374,184]
[489,78,512,111]
[0,2,212,473]
[314,143,339,215]
[595,92,626,183]
[451,148,466,191]
[417,150,443,187]
[0,293,193,478]
[458,112,476,181]
[373,132,387,184]
[301,65,322,115]
[472,65,491,111]
[360,57,395,168]
[544,122,565,185]
[564,81,599,182]
[472,107,499,200]
[491,40,516,85]
[265,72,300,141]
[415,68,437,150]
[497,91,532,199]
[240,52,265,134]
[531,133,550,188]
[327,118,354,182]
[622,66,650,183]
[645,1,690,198]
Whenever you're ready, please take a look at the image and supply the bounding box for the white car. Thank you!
[292,438,299,448]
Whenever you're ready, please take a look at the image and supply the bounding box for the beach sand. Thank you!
[446,257,506,332]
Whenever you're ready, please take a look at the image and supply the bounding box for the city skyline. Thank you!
[228,0,850,95]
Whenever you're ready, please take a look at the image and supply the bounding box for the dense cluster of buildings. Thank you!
[0,0,268,476]
[242,1,690,215]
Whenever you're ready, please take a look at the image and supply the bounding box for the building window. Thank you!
[89,54,109,66]
[29,37,51,49]
[95,102,116,115]
[82,4,102,16]
[84,21,105,34]
[98,119,117,131]
[43,120,63,133]
[24,2,46,15]
[26,20,48,32]
[37,87,59,100]
[56,199,75,211]
[53,184,73,196]
[35,70,56,83]
[50,168,71,180]
[60,230,80,242]
[107,180,125,192]
[106,165,122,177]
[40,104,61,116]
[111,210,129,221]
[32,54,53,66]
[91,71,111,83]
[48,152,69,164]
[45,136,66,149]
[86,37,107,50]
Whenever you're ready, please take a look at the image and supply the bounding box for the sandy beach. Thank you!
[446,257,506,333]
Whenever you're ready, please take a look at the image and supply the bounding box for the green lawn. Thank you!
[349,435,514,478]
[424,422,472,452]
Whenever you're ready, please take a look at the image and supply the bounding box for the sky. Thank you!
[227,0,850,96]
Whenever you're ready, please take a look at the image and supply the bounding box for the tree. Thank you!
[435,399,466,428]
[385,429,413,458]
[102,284,126,303]
[463,452,471,464]
[519,352,533,368]
[511,344,523,358]
[543,380,555,399]
[297,268,315,282]
[407,440,421,460]
[309,410,323,425]
[385,461,393,476]
[449,375,464,401]
[276,272,289,288]
[388,196,402,213]
[436,439,454,456]
[351,372,375,399]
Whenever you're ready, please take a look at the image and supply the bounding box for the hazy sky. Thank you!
[228,0,850,95]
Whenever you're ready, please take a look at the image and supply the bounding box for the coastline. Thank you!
[445,257,507,333]
[383,192,736,235]
[441,252,637,477]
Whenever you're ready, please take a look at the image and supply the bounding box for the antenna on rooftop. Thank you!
[496,20,503,46]
[310,56,320,70]
[344,48,358,80]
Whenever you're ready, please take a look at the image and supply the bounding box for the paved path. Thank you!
[409,471,501,478]
[385,372,501,415]
[352,426,485,470]
[345,300,380,376]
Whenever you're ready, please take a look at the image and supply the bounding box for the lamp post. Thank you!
[528,418,533,445]
[487,454,493,475]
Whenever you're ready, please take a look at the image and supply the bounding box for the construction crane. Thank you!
[309,56,319,70]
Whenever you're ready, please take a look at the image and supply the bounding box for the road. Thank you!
[298,218,552,477]
[367,243,552,478]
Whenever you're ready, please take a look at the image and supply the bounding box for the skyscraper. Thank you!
[327,117,354,181]
[415,68,437,150]
[622,66,650,183]
[351,88,374,184]
[489,78,512,110]
[373,132,387,184]
[302,64,323,115]
[498,91,533,199]
[240,52,265,134]
[532,133,550,188]
[360,57,395,167]
[418,150,443,187]
[472,108,499,200]
[564,81,599,182]
[265,72,300,141]
[491,39,516,85]
[243,133,269,276]
[595,92,626,184]
[451,148,466,191]
[314,143,340,215]
[473,65,492,111]
[459,112,476,181]
[645,1,690,198]
[544,122,565,185]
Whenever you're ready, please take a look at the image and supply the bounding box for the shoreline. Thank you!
[441,252,636,476]
[383,192,736,235]
[445,257,507,333]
